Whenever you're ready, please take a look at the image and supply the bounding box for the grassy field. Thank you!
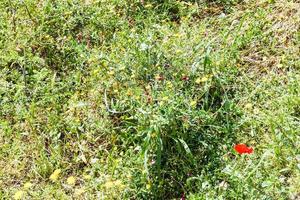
[0,0,299,199]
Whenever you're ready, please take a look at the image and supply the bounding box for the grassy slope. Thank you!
[0,0,299,199]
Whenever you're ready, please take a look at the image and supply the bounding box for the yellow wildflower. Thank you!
[146,184,151,190]
[190,100,197,107]
[134,95,140,100]
[196,76,209,84]
[92,69,100,75]
[162,96,169,101]
[151,132,157,138]
[174,33,183,38]
[114,180,122,186]
[145,4,153,8]
[13,191,25,200]
[245,103,252,110]
[83,174,92,180]
[24,182,32,190]
[104,181,114,189]
[49,169,61,182]
[102,62,108,68]
[74,188,85,196]
[67,176,76,186]
[166,81,173,88]
[175,49,183,54]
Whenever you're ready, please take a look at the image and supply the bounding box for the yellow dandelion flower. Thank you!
[174,33,183,38]
[102,62,108,67]
[190,100,197,107]
[92,69,100,75]
[175,49,183,54]
[74,188,85,196]
[67,176,76,186]
[24,182,32,190]
[114,180,122,186]
[119,184,126,190]
[104,181,114,189]
[195,76,210,84]
[13,191,25,200]
[134,95,140,100]
[166,81,173,88]
[162,96,169,101]
[83,174,92,180]
[146,184,151,190]
[145,4,153,8]
[151,132,157,138]
[49,169,61,182]
[245,103,252,110]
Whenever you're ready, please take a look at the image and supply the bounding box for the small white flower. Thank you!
[219,13,226,19]
[90,158,99,164]
[140,43,149,51]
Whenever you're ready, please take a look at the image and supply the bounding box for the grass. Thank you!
[0,0,299,199]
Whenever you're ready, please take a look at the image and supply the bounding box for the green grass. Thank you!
[0,0,299,199]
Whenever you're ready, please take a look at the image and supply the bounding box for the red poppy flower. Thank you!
[234,144,253,154]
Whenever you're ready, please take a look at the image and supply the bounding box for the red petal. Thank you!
[245,147,253,154]
[234,144,253,154]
